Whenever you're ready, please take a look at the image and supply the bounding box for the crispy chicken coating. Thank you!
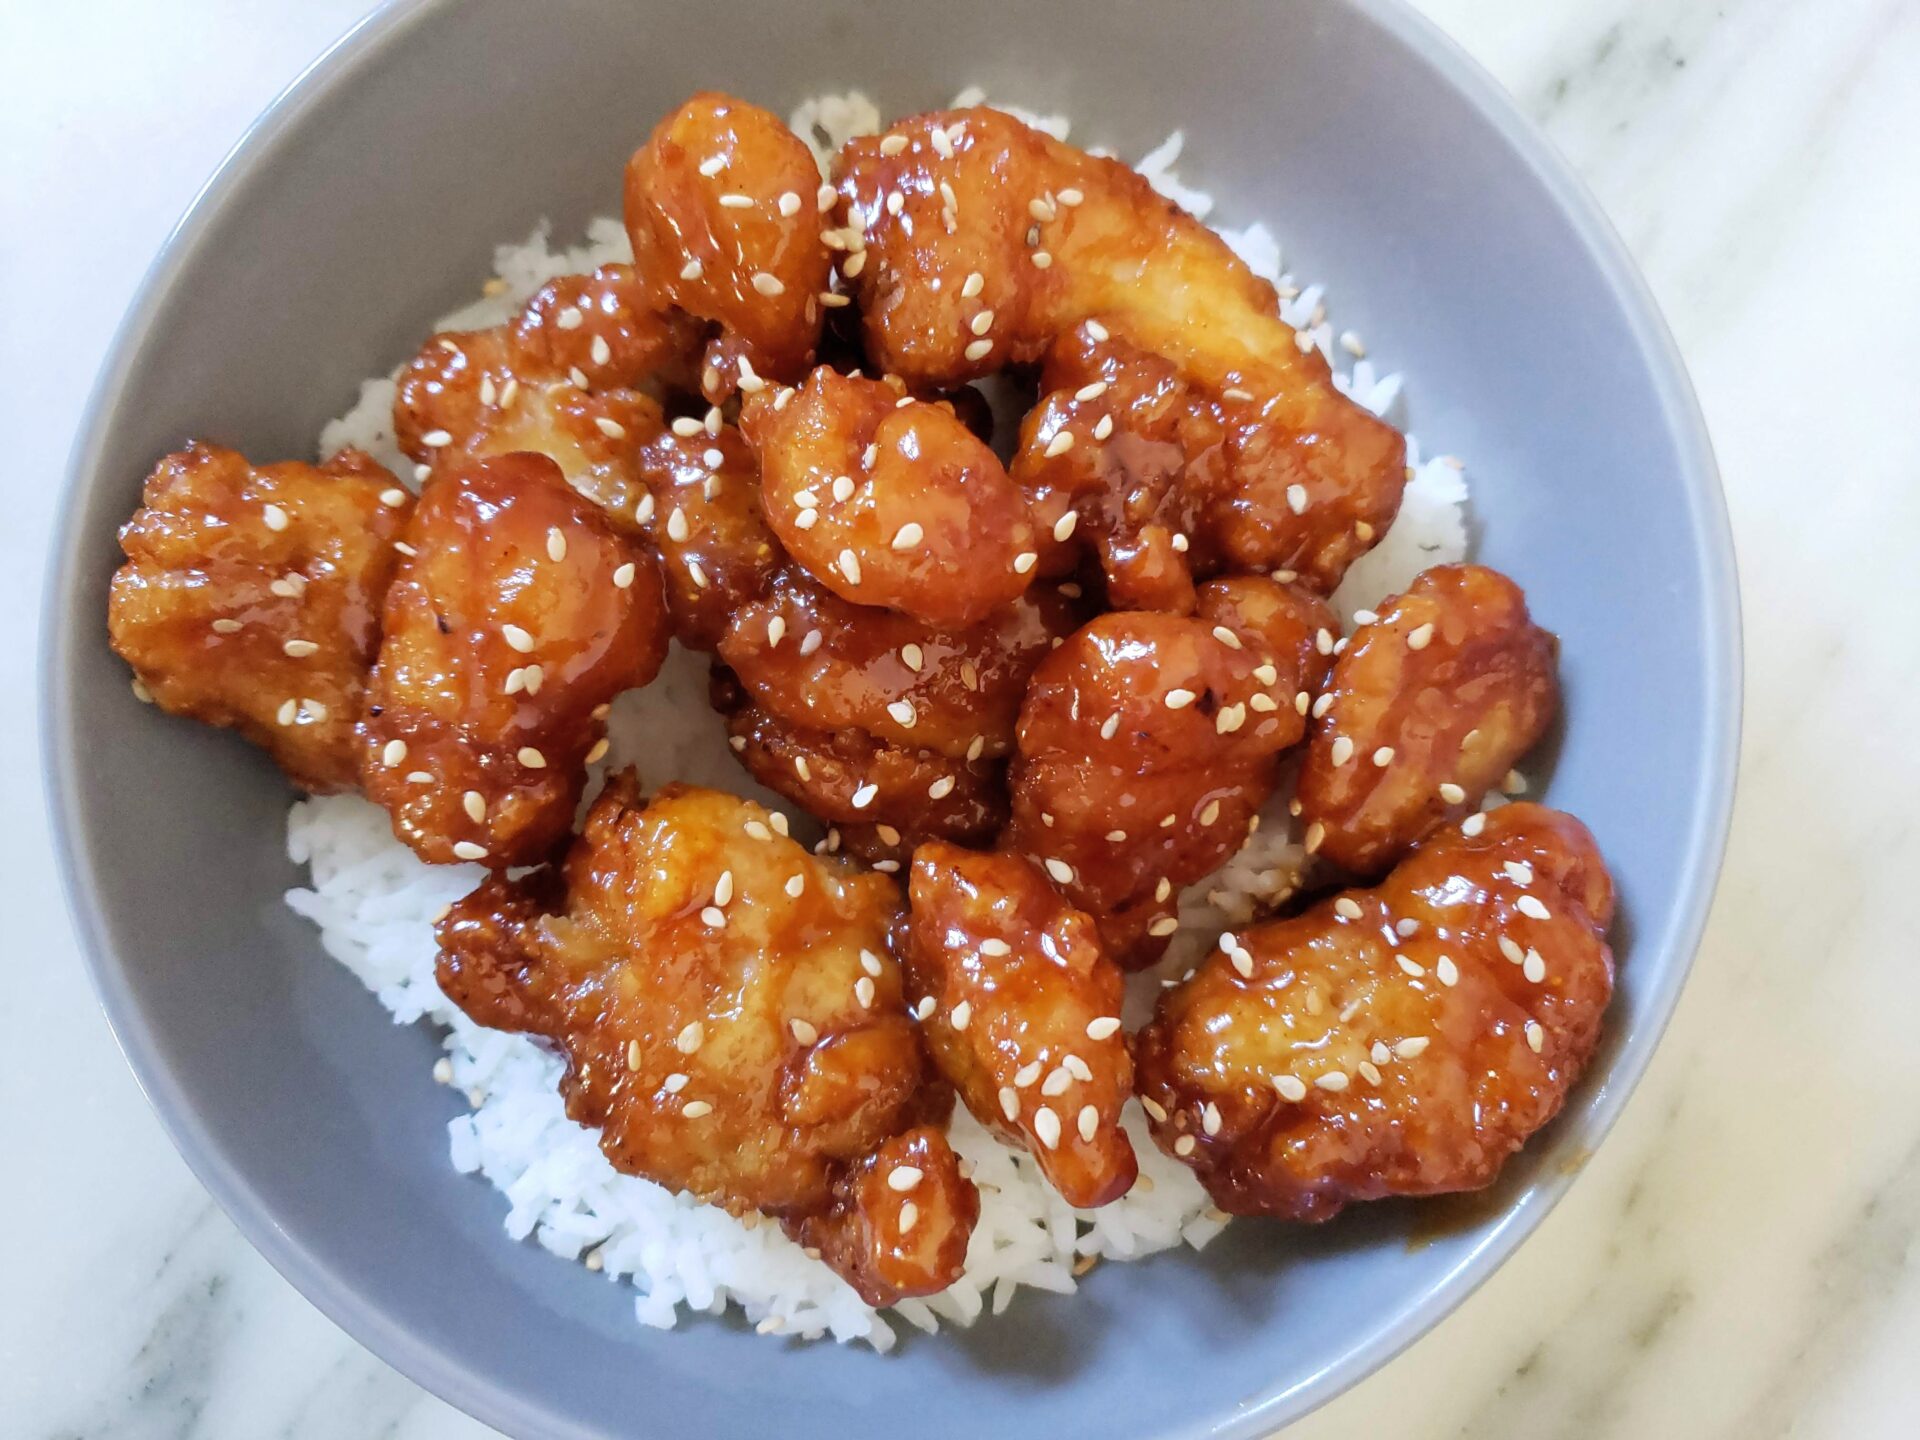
[1134,803,1614,1221]
[718,568,1082,762]
[741,368,1037,629]
[626,92,834,400]
[393,266,694,519]
[108,442,410,792]
[902,844,1137,1207]
[714,682,1007,866]
[782,1125,979,1306]
[436,775,975,1302]
[632,419,781,650]
[357,453,669,867]
[1297,565,1558,876]
[1007,576,1327,967]
[836,107,1405,592]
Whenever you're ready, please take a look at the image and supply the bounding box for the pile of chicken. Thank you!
[108,94,1614,1307]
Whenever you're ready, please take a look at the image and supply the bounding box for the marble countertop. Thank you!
[6,0,1917,1434]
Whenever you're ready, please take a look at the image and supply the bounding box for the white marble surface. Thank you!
[5,0,1918,1434]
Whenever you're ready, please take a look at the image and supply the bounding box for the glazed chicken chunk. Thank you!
[394,265,695,520]
[835,107,1405,592]
[626,92,835,400]
[1008,576,1333,967]
[1134,803,1614,1221]
[719,568,1083,763]
[357,453,670,867]
[902,844,1138,1207]
[632,419,781,650]
[742,368,1038,628]
[108,442,412,792]
[436,775,977,1303]
[1297,564,1558,875]
[713,681,1008,867]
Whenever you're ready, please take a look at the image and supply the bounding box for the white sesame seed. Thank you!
[587,333,611,366]
[979,938,1012,958]
[1044,857,1075,884]
[1372,745,1396,767]
[784,873,805,898]
[950,1001,972,1031]
[875,823,901,847]
[1436,955,1460,986]
[841,251,866,278]
[1499,935,1526,964]
[1098,714,1120,741]
[1330,736,1355,766]
[1199,799,1221,825]
[1084,1016,1122,1043]
[999,1086,1020,1121]
[962,337,994,362]
[891,522,924,550]
[850,783,878,810]
[1312,693,1334,720]
[969,309,995,336]
[1164,688,1197,711]
[878,132,909,156]
[799,629,822,656]
[1526,1021,1546,1053]
[1028,196,1057,222]
[1033,1106,1062,1150]
[1334,897,1363,920]
[700,905,726,929]
[664,507,690,543]
[751,271,785,297]
[854,975,876,1008]
[607,561,635,592]
[1274,1074,1308,1102]
[209,618,242,635]
[1014,1060,1043,1089]
[886,1163,924,1193]
[585,738,609,764]
[672,1021,705,1054]
[1407,622,1435,650]
[816,182,837,211]
[1072,1104,1097,1142]
[1316,628,1335,655]
[1394,1036,1431,1060]
[452,841,488,861]
[1008,550,1039,577]
[568,366,590,389]
[1314,1071,1350,1092]
[718,192,753,209]
[1174,1134,1196,1156]
[260,503,292,532]
[1517,895,1551,921]
[914,995,936,1021]
[1439,782,1467,804]
[1358,1060,1384,1086]
[1286,484,1308,515]
[1523,950,1547,983]
[1148,916,1179,937]
[679,258,703,281]
[501,623,534,654]
[516,746,546,769]
[1463,812,1488,837]
[836,548,862,585]
[682,1100,713,1119]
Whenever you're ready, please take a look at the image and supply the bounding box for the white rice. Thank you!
[290,92,1470,1351]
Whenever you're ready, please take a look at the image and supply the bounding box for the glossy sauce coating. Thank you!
[357,453,670,867]
[902,844,1137,1207]
[436,777,975,1302]
[835,107,1405,591]
[393,266,694,520]
[1134,803,1614,1220]
[625,92,833,399]
[1297,565,1557,875]
[714,681,1007,865]
[742,368,1037,628]
[782,1125,979,1306]
[632,420,781,650]
[719,568,1082,761]
[108,442,410,792]
[1007,577,1325,967]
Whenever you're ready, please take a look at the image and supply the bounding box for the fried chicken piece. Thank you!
[632,420,781,649]
[358,453,669,867]
[1134,803,1614,1221]
[1297,565,1558,876]
[626,92,834,400]
[836,108,1406,592]
[394,266,695,522]
[108,442,411,792]
[715,684,1006,866]
[719,568,1082,762]
[740,368,1038,629]
[902,844,1137,1207]
[436,775,976,1302]
[1007,576,1325,967]
[783,1125,979,1306]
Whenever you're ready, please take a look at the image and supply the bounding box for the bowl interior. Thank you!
[46,1,1736,1437]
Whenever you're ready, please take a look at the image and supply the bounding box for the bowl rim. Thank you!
[40,0,1742,1435]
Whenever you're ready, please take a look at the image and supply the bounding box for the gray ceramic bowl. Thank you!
[43,1,1739,1436]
